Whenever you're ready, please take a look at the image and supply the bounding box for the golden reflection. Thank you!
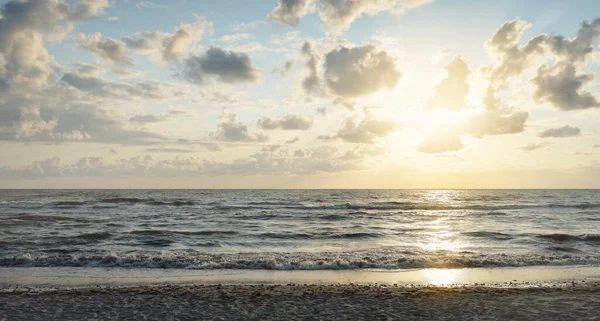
[419,269,463,285]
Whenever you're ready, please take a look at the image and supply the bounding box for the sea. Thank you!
[1,189,599,270]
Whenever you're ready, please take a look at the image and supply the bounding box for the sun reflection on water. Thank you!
[419,269,463,285]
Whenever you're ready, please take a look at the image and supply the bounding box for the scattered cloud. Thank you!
[0,145,383,179]
[273,59,295,76]
[539,125,581,138]
[70,0,111,21]
[519,142,550,152]
[75,33,130,64]
[257,114,314,130]
[129,111,188,125]
[427,55,470,111]
[210,113,268,142]
[319,117,400,144]
[181,47,260,85]
[268,0,315,27]
[267,0,433,33]
[123,17,212,62]
[324,45,401,98]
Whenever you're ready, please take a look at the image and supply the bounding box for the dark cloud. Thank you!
[181,47,260,85]
[257,114,313,130]
[539,125,581,138]
[427,56,470,111]
[324,45,401,98]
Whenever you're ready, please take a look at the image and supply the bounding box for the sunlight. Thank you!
[419,269,463,285]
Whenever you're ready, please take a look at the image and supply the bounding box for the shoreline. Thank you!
[3,266,600,320]
[2,265,600,289]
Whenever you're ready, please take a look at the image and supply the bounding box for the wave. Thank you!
[4,214,83,222]
[128,229,238,236]
[536,233,600,244]
[2,250,599,270]
[462,231,513,240]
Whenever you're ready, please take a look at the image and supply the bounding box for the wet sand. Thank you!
[2,283,600,320]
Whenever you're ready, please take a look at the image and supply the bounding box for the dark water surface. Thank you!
[1,189,599,270]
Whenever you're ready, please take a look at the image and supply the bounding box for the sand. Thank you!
[2,283,600,320]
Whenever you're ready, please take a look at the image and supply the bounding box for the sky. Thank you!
[1,0,600,188]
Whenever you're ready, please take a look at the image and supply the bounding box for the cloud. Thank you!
[60,72,107,91]
[75,63,103,77]
[459,110,529,137]
[0,144,385,179]
[427,55,470,111]
[301,41,323,94]
[108,16,119,22]
[144,148,195,153]
[70,0,111,21]
[324,44,401,98]
[539,125,581,138]
[181,47,260,85]
[129,111,187,125]
[320,117,400,143]
[484,18,600,111]
[0,0,72,94]
[268,0,315,27]
[123,17,212,62]
[267,0,433,33]
[257,114,313,130]
[286,136,300,144]
[75,33,130,64]
[519,142,550,152]
[273,59,295,76]
[318,0,433,33]
[532,62,599,110]
[210,113,268,142]
[418,132,464,153]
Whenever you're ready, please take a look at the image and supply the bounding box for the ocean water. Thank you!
[1,189,599,270]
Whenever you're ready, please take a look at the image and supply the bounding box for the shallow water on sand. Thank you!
[1,189,599,270]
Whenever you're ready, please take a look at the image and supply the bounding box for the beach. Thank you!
[2,266,600,320]
[2,283,600,320]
